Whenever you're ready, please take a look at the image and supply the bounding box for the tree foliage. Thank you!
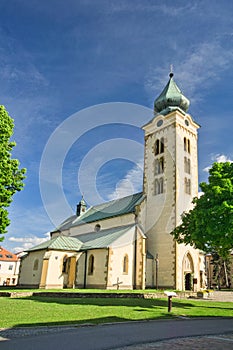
[0,106,26,240]
[171,162,233,260]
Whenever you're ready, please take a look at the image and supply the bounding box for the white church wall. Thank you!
[108,242,135,289]
[18,250,45,287]
[85,249,108,288]
[69,213,136,237]
[44,251,82,289]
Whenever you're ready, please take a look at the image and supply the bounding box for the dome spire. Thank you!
[154,70,190,115]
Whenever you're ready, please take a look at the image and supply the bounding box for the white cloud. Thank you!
[203,153,233,172]
[8,232,50,253]
[145,40,233,103]
[108,160,143,200]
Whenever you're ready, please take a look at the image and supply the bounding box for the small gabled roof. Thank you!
[27,236,82,252]
[76,224,135,250]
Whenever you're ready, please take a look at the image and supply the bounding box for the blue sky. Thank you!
[1,0,232,252]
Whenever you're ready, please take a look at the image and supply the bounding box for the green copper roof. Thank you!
[154,73,190,115]
[27,225,136,252]
[70,192,144,227]
[27,236,83,252]
[76,225,135,250]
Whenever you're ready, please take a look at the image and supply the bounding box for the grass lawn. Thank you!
[1,295,233,329]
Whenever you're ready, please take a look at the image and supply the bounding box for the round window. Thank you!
[94,224,101,232]
[157,119,163,127]
[185,119,189,126]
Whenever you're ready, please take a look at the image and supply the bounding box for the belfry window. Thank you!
[185,178,191,195]
[155,178,164,195]
[184,157,191,174]
[155,138,164,155]
[155,157,164,175]
[184,137,191,154]
[160,138,164,153]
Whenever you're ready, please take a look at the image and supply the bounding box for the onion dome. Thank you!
[154,72,190,114]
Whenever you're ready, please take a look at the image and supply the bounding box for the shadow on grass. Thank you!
[13,295,195,309]
[9,295,233,312]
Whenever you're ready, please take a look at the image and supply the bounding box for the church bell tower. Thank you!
[142,72,202,290]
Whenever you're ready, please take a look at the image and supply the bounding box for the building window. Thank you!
[187,139,190,153]
[123,254,129,274]
[88,255,94,275]
[8,265,13,270]
[184,137,191,154]
[94,224,101,232]
[160,138,164,153]
[33,259,39,271]
[184,157,191,174]
[185,178,191,194]
[155,138,164,155]
[154,157,164,175]
[155,139,160,155]
[155,178,164,195]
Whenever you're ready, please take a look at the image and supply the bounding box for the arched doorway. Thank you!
[183,252,194,291]
[185,273,192,291]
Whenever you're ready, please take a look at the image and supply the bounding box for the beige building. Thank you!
[19,73,206,291]
[0,246,20,286]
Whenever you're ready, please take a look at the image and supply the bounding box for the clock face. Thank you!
[157,119,163,127]
[185,119,189,126]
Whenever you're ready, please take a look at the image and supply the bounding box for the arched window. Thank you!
[187,159,191,174]
[159,157,164,174]
[154,157,164,175]
[184,137,187,151]
[184,137,191,154]
[154,179,159,195]
[159,178,164,194]
[154,159,159,175]
[88,255,94,275]
[62,255,68,273]
[155,138,165,155]
[187,139,190,154]
[123,254,129,274]
[160,138,164,153]
[185,178,191,194]
[184,157,191,174]
[155,178,164,195]
[33,259,39,271]
[155,139,160,155]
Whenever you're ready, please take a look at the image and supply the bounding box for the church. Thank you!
[18,72,206,291]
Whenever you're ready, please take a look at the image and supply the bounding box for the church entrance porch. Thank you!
[183,252,194,291]
[62,255,77,288]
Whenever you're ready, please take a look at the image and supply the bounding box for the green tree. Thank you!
[0,105,26,240]
[171,162,233,283]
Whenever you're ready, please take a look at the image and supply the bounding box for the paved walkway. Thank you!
[114,333,233,349]
[1,318,233,350]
